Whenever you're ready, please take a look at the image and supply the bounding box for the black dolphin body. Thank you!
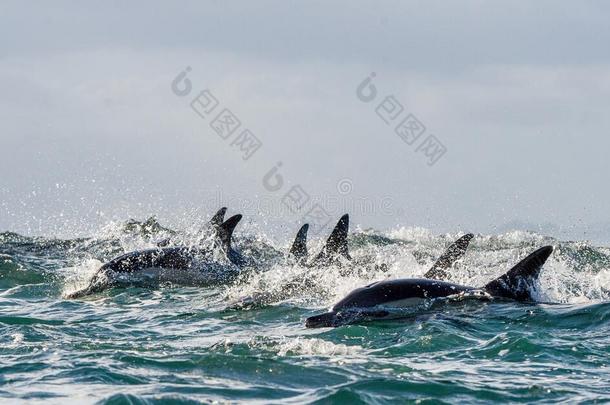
[306,246,554,327]
[66,209,246,299]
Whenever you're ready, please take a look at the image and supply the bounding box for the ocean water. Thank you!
[1,218,610,404]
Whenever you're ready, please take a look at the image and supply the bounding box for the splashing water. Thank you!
[1,218,609,403]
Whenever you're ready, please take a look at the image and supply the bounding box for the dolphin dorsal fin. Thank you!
[483,246,553,301]
[424,233,474,280]
[327,214,350,259]
[217,214,242,252]
[210,207,228,230]
[289,224,309,262]
[311,214,351,265]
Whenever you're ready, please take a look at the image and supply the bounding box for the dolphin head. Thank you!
[305,311,339,328]
[305,308,391,328]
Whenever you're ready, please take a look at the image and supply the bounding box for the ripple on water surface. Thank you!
[0,223,609,403]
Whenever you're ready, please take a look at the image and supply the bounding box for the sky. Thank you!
[1,1,609,243]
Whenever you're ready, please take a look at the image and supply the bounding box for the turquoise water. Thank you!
[1,220,610,404]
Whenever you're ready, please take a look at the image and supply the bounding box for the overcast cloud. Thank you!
[1,1,609,243]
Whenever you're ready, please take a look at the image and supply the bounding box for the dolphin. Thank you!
[230,216,353,308]
[285,214,352,268]
[154,207,227,248]
[285,215,350,267]
[291,215,473,274]
[65,208,246,299]
[305,245,553,328]
[233,217,474,308]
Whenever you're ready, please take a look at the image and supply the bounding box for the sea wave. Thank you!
[1,218,609,403]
